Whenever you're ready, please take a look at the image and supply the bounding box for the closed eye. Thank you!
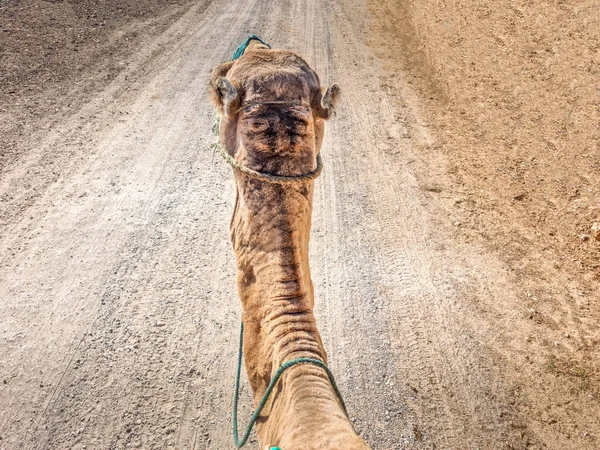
[244,118,271,133]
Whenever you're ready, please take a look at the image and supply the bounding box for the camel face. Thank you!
[210,40,368,450]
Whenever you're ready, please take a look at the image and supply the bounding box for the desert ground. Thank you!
[1,0,598,449]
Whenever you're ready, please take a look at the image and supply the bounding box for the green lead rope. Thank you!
[233,322,348,449]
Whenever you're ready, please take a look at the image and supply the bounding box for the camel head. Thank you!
[209,39,368,450]
[210,40,340,178]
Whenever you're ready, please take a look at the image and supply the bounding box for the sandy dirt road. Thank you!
[1,1,598,449]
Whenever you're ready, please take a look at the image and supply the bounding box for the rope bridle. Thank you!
[211,101,323,184]
[237,100,310,111]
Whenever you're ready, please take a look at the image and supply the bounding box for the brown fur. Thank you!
[209,40,368,449]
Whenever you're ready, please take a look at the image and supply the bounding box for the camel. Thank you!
[209,37,370,450]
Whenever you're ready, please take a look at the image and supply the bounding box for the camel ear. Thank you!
[209,61,240,116]
[314,84,340,119]
[210,77,241,117]
[213,77,240,116]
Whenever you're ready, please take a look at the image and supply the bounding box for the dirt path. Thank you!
[0,1,598,449]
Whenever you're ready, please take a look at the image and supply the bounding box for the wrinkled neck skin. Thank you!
[228,146,367,449]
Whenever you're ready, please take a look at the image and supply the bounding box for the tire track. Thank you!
[321,1,523,448]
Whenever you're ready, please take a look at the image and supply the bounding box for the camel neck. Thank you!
[230,178,328,381]
[230,179,365,446]
[231,180,315,314]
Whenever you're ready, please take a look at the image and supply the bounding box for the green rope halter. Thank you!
[233,322,348,449]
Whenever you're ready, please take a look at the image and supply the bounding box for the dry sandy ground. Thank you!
[0,0,598,449]
[368,1,600,448]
